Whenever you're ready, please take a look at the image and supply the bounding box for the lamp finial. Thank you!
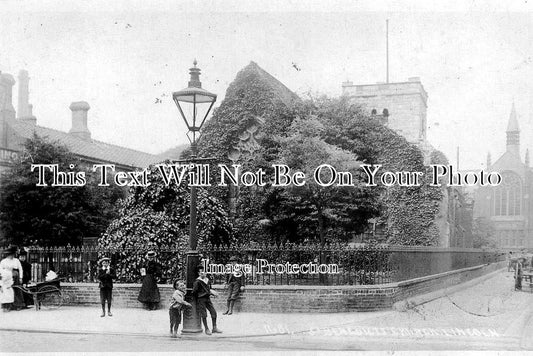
[188,60,202,88]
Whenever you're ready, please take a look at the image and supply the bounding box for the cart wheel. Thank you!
[37,285,63,309]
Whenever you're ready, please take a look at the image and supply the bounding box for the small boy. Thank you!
[169,280,192,338]
[192,265,222,335]
[98,257,115,317]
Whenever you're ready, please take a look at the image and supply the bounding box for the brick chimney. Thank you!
[17,70,36,125]
[69,101,91,140]
[0,72,16,122]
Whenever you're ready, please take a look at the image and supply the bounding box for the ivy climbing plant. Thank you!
[99,162,233,282]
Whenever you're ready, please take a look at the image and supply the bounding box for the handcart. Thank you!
[13,278,64,310]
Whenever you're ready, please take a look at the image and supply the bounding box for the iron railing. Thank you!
[16,244,505,286]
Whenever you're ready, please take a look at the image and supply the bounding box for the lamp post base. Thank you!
[181,251,202,333]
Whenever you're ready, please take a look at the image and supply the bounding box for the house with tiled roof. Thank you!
[0,70,172,175]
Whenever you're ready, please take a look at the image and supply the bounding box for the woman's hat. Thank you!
[146,251,157,258]
[98,257,111,265]
[3,246,17,256]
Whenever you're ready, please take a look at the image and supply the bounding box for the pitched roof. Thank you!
[246,61,300,107]
[8,119,161,169]
[491,150,526,175]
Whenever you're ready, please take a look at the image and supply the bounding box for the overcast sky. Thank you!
[1,1,531,169]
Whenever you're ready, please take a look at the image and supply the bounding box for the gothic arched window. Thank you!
[493,171,522,216]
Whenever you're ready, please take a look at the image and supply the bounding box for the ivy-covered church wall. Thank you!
[184,63,449,246]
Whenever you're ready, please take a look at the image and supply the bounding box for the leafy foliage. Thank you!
[198,62,297,197]
[195,62,300,243]
[297,96,444,245]
[273,115,377,245]
[99,163,233,282]
[472,217,497,248]
[191,63,447,246]
[0,134,125,246]
[199,61,298,163]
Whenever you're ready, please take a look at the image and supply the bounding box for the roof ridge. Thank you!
[244,61,300,106]
[253,63,298,95]
[90,138,158,157]
[12,120,158,158]
[8,119,161,168]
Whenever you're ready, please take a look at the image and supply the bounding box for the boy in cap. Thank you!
[169,280,192,338]
[192,265,222,335]
[98,257,115,317]
[223,256,245,315]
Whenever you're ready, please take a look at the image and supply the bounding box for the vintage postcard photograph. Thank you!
[0,0,532,354]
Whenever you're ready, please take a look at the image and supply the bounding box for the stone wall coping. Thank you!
[396,263,487,287]
[62,282,397,290]
[212,284,397,290]
[61,263,492,291]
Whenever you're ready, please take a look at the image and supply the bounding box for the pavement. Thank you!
[1,268,533,351]
[0,305,392,338]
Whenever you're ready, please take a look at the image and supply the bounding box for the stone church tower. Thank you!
[474,103,533,248]
[341,77,464,247]
[341,78,428,145]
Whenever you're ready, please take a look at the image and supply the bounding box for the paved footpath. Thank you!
[0,304,392,339]
[281,268,533,350]
[1,268,532,351]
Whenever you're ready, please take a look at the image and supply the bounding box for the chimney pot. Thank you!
[21,104,37,125]
[0,73,16,121]
[69,101,90,111]
[18,70,36,124]
[69,101,91,140]
[342,80,353,88]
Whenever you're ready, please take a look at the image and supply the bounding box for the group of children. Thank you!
[97,255,244,338]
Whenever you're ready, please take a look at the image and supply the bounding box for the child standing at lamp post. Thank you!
[193,265,222,335]
[169,280,192,338]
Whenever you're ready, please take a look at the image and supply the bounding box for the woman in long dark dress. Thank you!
[137,251,162,310]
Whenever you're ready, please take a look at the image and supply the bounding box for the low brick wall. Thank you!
[61,283,397,312]
[232,285,397,312]
[61,262,504,313]
[393,261,506,303]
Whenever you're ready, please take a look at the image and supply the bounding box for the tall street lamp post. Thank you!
[172,60,217,333]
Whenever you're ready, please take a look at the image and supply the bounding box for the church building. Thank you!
[342,77,473,248]
[341,77,434,162]
[474,104,532,249]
